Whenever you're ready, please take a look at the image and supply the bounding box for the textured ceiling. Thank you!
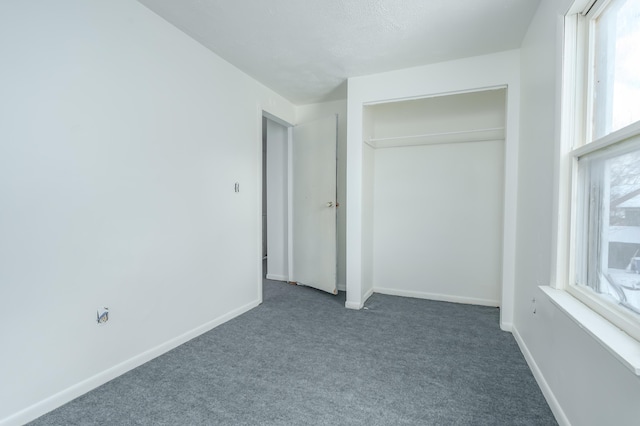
[137,0,540,105]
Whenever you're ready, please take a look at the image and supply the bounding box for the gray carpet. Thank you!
[30,280,557,425]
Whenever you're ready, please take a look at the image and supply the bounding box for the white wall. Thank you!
[296,100,347,291]
[265,119,289,281]
[361,144,376,303]
[367,90,506,140]
[346,50,520,326]
[513,0,640,424]
[372,140,505,305]
[0,1,295,424]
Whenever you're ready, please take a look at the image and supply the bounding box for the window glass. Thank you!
[592,0,640,140]
[576,137,640,316]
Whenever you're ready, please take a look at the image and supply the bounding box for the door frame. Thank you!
[259,110,340,297]
[345,52,520,331]
[256,110,293,304]
[259,110,294,302]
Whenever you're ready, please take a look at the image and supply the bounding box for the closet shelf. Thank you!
[364,127,505,149]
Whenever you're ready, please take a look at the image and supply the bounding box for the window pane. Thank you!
[592,0,640,140]
[577,139,640,315]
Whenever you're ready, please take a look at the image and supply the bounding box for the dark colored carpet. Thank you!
[30,280,556,425]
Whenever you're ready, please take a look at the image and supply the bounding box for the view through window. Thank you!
[572,0,640,327]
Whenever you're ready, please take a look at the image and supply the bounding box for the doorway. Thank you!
[261,113,339,295]
[262,116,289,281]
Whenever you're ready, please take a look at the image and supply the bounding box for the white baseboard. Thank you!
[345,300,363,310]
[337,282,346,292]
[1,300,260,426]
[512,326,570,426]
[363,287,374,304]
[345,287,374,310]
[373,287,499,307]
[266,274,288,282]
[500,321,513,332]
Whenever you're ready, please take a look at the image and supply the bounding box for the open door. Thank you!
[291,115,338,295]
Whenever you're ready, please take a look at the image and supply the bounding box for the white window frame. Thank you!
[559,0,640,343]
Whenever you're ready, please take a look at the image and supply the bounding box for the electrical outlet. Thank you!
[97,307,109,325]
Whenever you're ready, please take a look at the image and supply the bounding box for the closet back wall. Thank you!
[367,90,506,306]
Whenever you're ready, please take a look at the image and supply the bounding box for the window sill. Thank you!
[540,286,640,375]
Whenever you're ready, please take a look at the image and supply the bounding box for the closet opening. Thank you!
[361,88,507,307]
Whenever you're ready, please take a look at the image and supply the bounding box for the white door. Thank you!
[291,115,338,295]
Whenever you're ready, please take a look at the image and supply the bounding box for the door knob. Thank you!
[326,201,334,207]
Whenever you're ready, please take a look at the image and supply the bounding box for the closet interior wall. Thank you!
[363,89,507,306]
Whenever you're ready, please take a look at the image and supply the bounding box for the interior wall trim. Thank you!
[512,326,570,426]
[374,287,500,307]
[266,274,288,282]
[1,300,261,426]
